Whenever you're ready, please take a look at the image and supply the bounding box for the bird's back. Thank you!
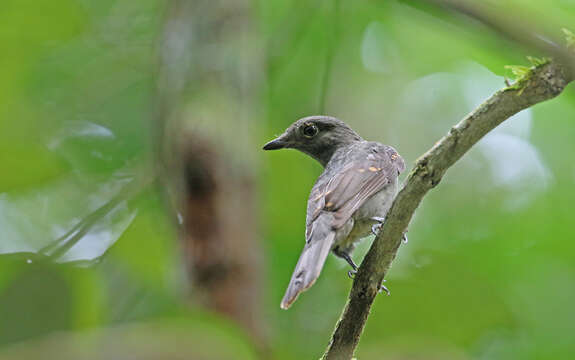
[316,141,404,249]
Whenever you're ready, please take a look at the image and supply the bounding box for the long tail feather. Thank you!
[280,229,335,309]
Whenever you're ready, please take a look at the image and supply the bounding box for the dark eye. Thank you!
[302,124,318,138]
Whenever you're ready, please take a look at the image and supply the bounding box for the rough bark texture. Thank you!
[323,61,572,359]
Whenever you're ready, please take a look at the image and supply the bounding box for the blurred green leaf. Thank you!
[563,28,575,49]
[2,0,575,359]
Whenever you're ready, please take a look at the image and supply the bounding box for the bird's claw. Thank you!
[371,223,382,236]
[348,269,357,279]
[370,216,385,236]
[379,284,390,296]
[378,279,390,295]
[372,215,409,244]
[349,270,390,295]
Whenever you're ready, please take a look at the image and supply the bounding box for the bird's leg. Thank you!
[333,247,358,278]
[334,246,390,293]
[343,253,358,279]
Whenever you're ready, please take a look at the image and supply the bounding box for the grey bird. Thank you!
[263,115,405,309]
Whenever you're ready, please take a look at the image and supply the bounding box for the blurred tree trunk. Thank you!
[182,137,266,347]
[156,0,267,352]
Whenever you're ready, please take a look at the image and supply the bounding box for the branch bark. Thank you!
[322,59,572,359]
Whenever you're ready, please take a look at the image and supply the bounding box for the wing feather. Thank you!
[305,144,403,238]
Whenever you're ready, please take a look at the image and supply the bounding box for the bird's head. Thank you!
[262,115,362,166]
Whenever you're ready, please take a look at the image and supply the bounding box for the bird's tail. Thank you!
[280,220,335,309]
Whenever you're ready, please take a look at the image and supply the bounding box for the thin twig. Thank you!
[39,173,155,261]
[418,0,575,77]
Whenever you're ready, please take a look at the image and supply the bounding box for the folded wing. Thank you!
[281,145,404,309]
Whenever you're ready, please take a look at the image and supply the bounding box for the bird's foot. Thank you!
[334,247,358,273]
[371,223,382,236]
[371,216,385,236]
[372,216,409,244]
[348,269,357,279]
[378,279,390,296]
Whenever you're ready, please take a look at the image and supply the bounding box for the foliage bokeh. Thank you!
[1,0,575,359]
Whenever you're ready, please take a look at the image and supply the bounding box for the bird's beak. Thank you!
[262,134,289,150]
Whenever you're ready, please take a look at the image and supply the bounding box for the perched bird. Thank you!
[263,115,405,309]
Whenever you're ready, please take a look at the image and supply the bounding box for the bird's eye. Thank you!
[302,124,319,138]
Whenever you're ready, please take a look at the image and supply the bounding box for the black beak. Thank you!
[262,137,288,150]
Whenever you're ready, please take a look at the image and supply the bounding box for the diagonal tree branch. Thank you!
[323,60,571,360]
[322,36,573,360]
[323,58,572,360]
[321,1,575,357]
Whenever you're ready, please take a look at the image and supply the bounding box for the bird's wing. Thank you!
[306,145,403,237]
[281,145,404,309]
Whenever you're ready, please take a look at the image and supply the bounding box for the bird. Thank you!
[263,115,405,309]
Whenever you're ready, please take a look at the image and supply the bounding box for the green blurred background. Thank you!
[1,0,575,359]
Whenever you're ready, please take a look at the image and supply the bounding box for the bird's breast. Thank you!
[354,180,397,222]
